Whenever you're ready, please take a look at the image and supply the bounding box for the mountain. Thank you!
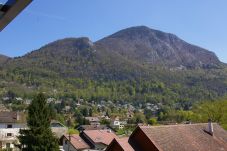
[1,26,227,108]
[0,54,10,64]
[96,26,221,69]
[5,26,222,79]
[5,37,146,80]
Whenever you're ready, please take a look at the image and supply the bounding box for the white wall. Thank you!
[0,123,25,137]
[0,123,25,129]
[0,123,26,150]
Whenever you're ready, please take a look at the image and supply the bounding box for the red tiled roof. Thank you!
[138,123,227,151]
[83,130,118,145]
[64,134,90,150]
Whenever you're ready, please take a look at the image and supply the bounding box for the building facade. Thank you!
[0,112,26,150]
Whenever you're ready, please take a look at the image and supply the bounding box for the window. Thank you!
[6,143,10,149]
[65,140,68,145]
[7,124,12,128]
[6,133,12,137]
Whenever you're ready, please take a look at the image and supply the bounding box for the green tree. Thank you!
[148,117,157,125]
[19,93,59,151]
[193,100,227,124]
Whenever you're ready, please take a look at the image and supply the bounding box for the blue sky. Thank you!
[1,0,227,62]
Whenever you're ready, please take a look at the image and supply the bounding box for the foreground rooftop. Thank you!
[106,123,227,151]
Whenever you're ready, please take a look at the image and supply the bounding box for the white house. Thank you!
[0,111,26,151]
[110,117,127,129]
[85,117,100,126]
[0,112,66,150]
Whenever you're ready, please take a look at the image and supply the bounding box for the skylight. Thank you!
[0,0,32,31]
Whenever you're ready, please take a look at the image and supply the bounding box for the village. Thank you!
[1,0,227,150]
[0,96,227,151]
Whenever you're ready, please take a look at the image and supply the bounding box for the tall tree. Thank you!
[19,93,59,151]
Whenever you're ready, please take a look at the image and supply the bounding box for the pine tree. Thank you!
[19,93,59,151]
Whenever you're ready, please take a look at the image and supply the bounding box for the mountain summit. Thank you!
[96,26,221,68]
[2,26,223,80]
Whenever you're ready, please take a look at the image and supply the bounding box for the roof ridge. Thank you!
[140,123,217,128]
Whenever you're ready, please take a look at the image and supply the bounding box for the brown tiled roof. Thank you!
[0,111,26,123]
[115,137,135,151]
[83,130,118,145]
[85,117,100,122]
[78,125,110,131]
[138,123,227,151]
[64,134,90,150]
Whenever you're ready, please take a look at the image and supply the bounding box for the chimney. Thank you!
[208,119,214,136]
[107,129,112,133]
[16,112,20,121]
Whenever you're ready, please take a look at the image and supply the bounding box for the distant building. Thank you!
[106,123,227,151]
[50,120,67,138]
[0,111,26,150]
[54,100,62,104]
[47,97,55,104]
[2,97,10,101]
[15,97,23,101]
[77,125,111,132]
[85,117,100,126]
[126,111,134,119]
[24,99,32,105]
[63,105,71,113]
[110,117,127,129]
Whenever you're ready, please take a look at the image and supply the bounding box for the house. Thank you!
[0,111,67,150]
[81,129,118,150]
[0,104,10,112]
[126,111,134,119]
[15,97,23,102]
[54,99,62,104]
[106,122,227,151]
[24,99,32,105]
[77,125,111,133]
[63,105,71,113]
[85,117,100,126]
[0,111,26,150]
[47,97,55,104]
[110,117,127,129]
[50,120,67,138]
[2,97,10,101]
[61,129,118,151]
[62,134,90,151]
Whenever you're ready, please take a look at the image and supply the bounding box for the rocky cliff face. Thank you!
[96,26,221,69]
[1,26,223,80]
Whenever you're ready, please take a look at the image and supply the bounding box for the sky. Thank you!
[0,0,227,62]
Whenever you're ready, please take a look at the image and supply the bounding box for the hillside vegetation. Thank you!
[0,26,227,111]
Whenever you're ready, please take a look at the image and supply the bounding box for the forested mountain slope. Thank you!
[0,26,227,110]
